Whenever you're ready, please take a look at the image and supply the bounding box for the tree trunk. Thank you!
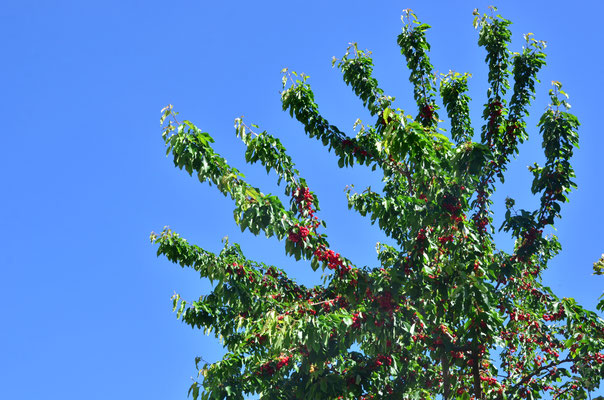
[442,353,451,400]
[472,348,482,400]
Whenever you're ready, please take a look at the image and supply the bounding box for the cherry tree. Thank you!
[152,8,604,400]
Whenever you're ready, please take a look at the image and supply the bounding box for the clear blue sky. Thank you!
[1,1,602,399]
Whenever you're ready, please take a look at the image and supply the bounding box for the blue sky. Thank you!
[1,1,602,399]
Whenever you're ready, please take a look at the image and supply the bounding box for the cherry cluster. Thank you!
[590,352,604,365]
[479,374,498,386]
[287,186,354,277]
[313,245,352,277]
[487,100,503,135]
[419,103,435,124]
[438,234,455,245]
[375,291,395,313]
[402,257,414,276]
[287,185,320,243]
[542,308,565,322]
[258,355,291,377]
[341,139,368,157]
[287,225,310,243]
[293,186,316,216]
[522,227,542,246]
[247,333,268,347]
[374,354,393,368]
[442,193,462,215]
[505,121,519,142]
[351,312,363,329]
[509,310,531,322]
[472,213,489,234]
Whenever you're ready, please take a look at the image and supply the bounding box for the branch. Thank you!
[511,357,572,391]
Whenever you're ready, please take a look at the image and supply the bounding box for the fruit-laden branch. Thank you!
[398,9,439,126]
[470,12,512,238]
[440,72,474,144]
[280,72,380,169]
[335,43,393,118]
[502,84,579,265]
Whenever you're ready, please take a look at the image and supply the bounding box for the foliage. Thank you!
[152,8,604,400]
